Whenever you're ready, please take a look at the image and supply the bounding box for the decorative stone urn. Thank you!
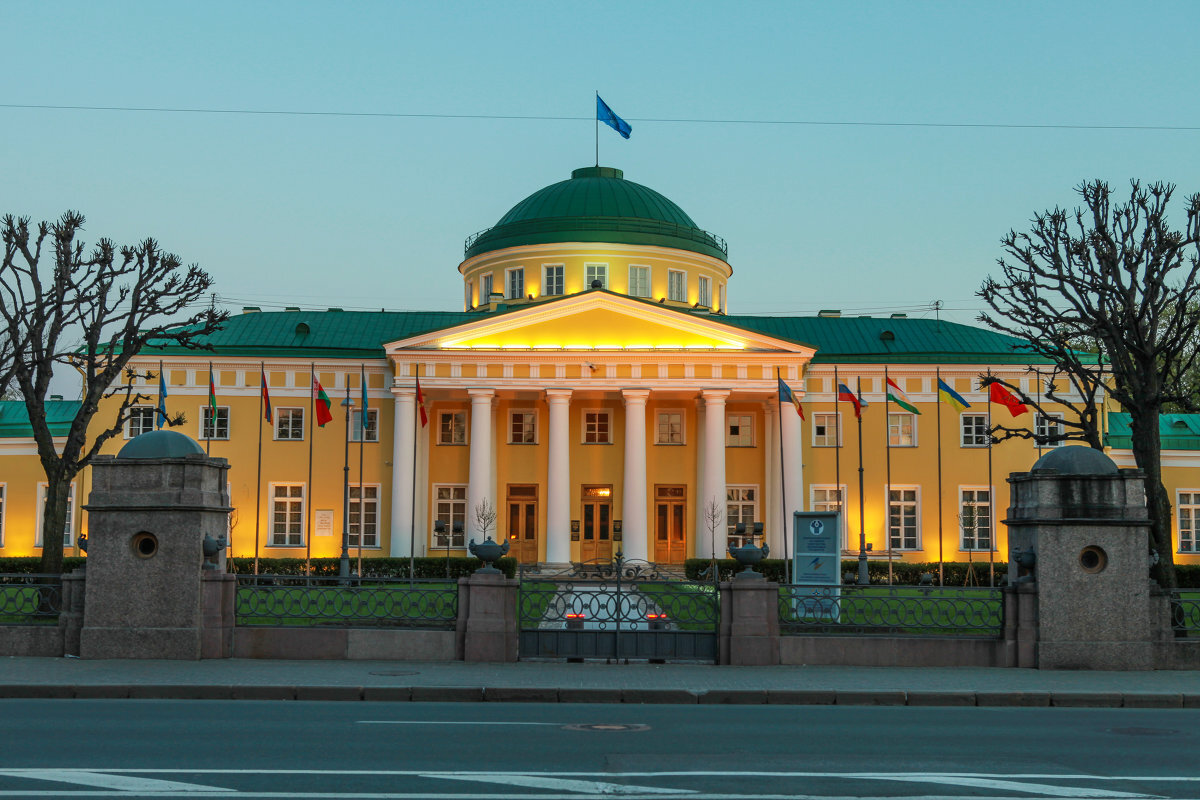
[468,537,510,574]
[728,542,770,580]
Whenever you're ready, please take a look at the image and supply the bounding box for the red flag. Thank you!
[415,371,428,428]
[837,382,865,419]
[989,382,1028,417]
[260,368,273,424]
[313,377,334,427]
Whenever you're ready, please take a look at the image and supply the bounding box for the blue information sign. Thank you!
[792,511,841,585]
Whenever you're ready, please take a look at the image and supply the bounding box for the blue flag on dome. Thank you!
[597,95,631,139]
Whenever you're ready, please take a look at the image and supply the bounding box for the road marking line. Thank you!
[879,775,1157,799]
[358,721,559,725]
[426,773,695,794]
[1,793,1185,800]
[0,769,227,792]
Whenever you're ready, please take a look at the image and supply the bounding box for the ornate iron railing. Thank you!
[236,575,457,628]
[0,574,62,624]
[1170,590,1200,634]
[779,584,1003,638]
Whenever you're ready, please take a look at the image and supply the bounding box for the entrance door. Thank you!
[506,484,538,563]
[580,485,613,562]
[654,485,688,563]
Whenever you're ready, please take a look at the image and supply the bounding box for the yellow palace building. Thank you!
[3,165,1199,567]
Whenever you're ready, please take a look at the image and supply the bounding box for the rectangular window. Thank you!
[506,267,524,299]
[583,410,612,444]
[813,412,841,447]
[509,410,536,444]
[274,408,304,440]
[270,483,305,547]
[433,485,467,548]
[888,412,916,447]
[585,263,608,289]
[719,283,726,312]
[466,280,473,309]
[542,265,564,296]
[726,414,754,447]
[960,414,990,447]
[888,487,920,551]
[1178,491,1200,553]
[36,483,75,548]
[628,265,650,298]
[726,486,757,547]
[481,273,494,302]
[350,409,379,442]
[811,485,847,546]
[201,407,230,441]
[656,411,684,445]
[126,406,157,438]
[667,269,686,302]
[348,485,379,549]
[698,275,712,308]
[959,488,992,551]
[1036,413,1065,447]
[438,411,467,445]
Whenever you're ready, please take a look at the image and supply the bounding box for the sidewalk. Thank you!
[1,657,1197,707]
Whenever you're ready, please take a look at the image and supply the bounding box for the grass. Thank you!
[235,580,458,628]
[0,584,61,625]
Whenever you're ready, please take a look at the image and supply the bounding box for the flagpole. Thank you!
[358,365,366,578]
[254,363,264,576]
[987,374,995,588]
[855,377,867,586]
[157,360,165,429]
[306,362,315,576]
[205,362,212,456]
[884,366,893,586]
[936,368,944,587]
[833,365,842,556]
[776,368,790,584]
[595,90,599,167]
[340,380,352,579]
[409,365,421,583]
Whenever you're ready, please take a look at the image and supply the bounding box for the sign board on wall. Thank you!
[314,510,334,537]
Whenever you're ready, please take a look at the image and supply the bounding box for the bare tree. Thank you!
[0,212,228,574]
[703,496,723,573]
[978,181,1200,588]
[473,498,498,541]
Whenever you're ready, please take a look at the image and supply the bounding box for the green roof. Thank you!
[463,167,729,262]
[1106,412,1200,451]
[0,399,81,439]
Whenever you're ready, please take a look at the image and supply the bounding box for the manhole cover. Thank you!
[1107,727,1180,737]
[368,670,419,677]
[562,723,650,732]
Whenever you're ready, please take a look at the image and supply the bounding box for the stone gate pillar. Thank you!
[1004,446,1153,670]
[80,430,232,660]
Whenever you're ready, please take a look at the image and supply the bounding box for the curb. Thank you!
[0,685,1196,708]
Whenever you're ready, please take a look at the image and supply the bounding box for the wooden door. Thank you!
[506,484,538,563]
[579,485,613,562]
[654,485,688,563]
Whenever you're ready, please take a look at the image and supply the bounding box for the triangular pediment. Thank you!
[384,292,814,354]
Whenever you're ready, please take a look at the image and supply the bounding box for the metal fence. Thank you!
[0,574,62,624]
[778,584,1004,638]
[236,575,458,629]
[1171,591,1200,635]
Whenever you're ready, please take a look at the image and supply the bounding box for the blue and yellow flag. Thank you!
[597,95,632,139]
[937,378,971,412]
[156,368,168,429]
[777,375,805,420]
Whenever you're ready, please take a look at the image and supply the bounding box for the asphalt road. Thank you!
[1,700,1197,798]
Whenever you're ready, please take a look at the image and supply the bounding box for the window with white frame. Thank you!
[270,484,305,546]
[813,412,841,447]
[656,411,684,445]
[959,487,992,551]
[506,267,524,299]
[275,408,304,441]
[1036,413,1065,447]
[348,485,379,548]
[667,269,686,302]
[438,411,467,445]
[465,280,473,309]
[628,265,650,298]
[201,406,230,440]
[719,283,726,312]
[887,487,920,550]
[542,265,564,296]
[811,485,847,546]
[698,275,712,308]
[726,486,757,546]
[126,406,157,438]
[726,414,754,446]
[36,483,75,547]
[960,414,990,447]
[583,410,612,444]
[509,410,536,444]
[585,263,607,289]
[888,412,916,447]
[480,273,494,302]
[1178,491,1200,553]
[350,409,379,442]
[433,485,467,548]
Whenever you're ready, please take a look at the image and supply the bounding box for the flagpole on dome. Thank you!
[306,362,315,575]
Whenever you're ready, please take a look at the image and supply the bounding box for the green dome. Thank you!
[464,167,728,262]
[117,430,206,459]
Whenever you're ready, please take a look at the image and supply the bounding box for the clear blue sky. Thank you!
[4,1,1197,327]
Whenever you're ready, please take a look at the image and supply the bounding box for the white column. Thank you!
[545,389,572,563]
[780,398,805,561]
[389,390,416,557]
[701,390,730,560]
[763,402,781,555]
[467,388,495,543]
[621,389,650,562]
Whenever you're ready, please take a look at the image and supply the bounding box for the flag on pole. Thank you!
[777,375,805,420]
[313,377,333,427]
[937,378,971,412]
[885,377,921,415]
[261,367,273,424]
[988,381,1029,417]
[597,95,632,139]
[156,366,168,429]
[837,382,866,418]
[360,366,370,432]
[415,370,428,428]
[207,364,218,417]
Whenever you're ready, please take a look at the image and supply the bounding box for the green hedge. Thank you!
[229,556,517,579]
[0,557,87,574]
[684,558,1010,585]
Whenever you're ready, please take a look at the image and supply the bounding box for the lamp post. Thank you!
[339,389,353,579]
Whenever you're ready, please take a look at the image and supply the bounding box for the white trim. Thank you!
[504,265,525,300]
[507,409,539,445]
[35,482,76,548]
[199,405,230,441]
[349,408,380,443]
[697,275,712,308]
[124,406,157,438]
[885,484,921,552]
[437,410,468,445]
[1176,488,1200,554]
[667,268,687,303]
[541,264,564,297]
[480,273,494,303]
[654,409,686,445]
[887,411,918,447]
[1036,412,1065,447]
[812,411,842,447]
[431,483,468,549]
[581,408,613,445]
[267,482,306,548]
[628,264,651,298]
[960,413,989,448]
[584,263,609,290]
[957,485,995,552]
[725,484,759,544]
[348,483,382,550]
[726,413,754,447]
[273,407,305,441]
